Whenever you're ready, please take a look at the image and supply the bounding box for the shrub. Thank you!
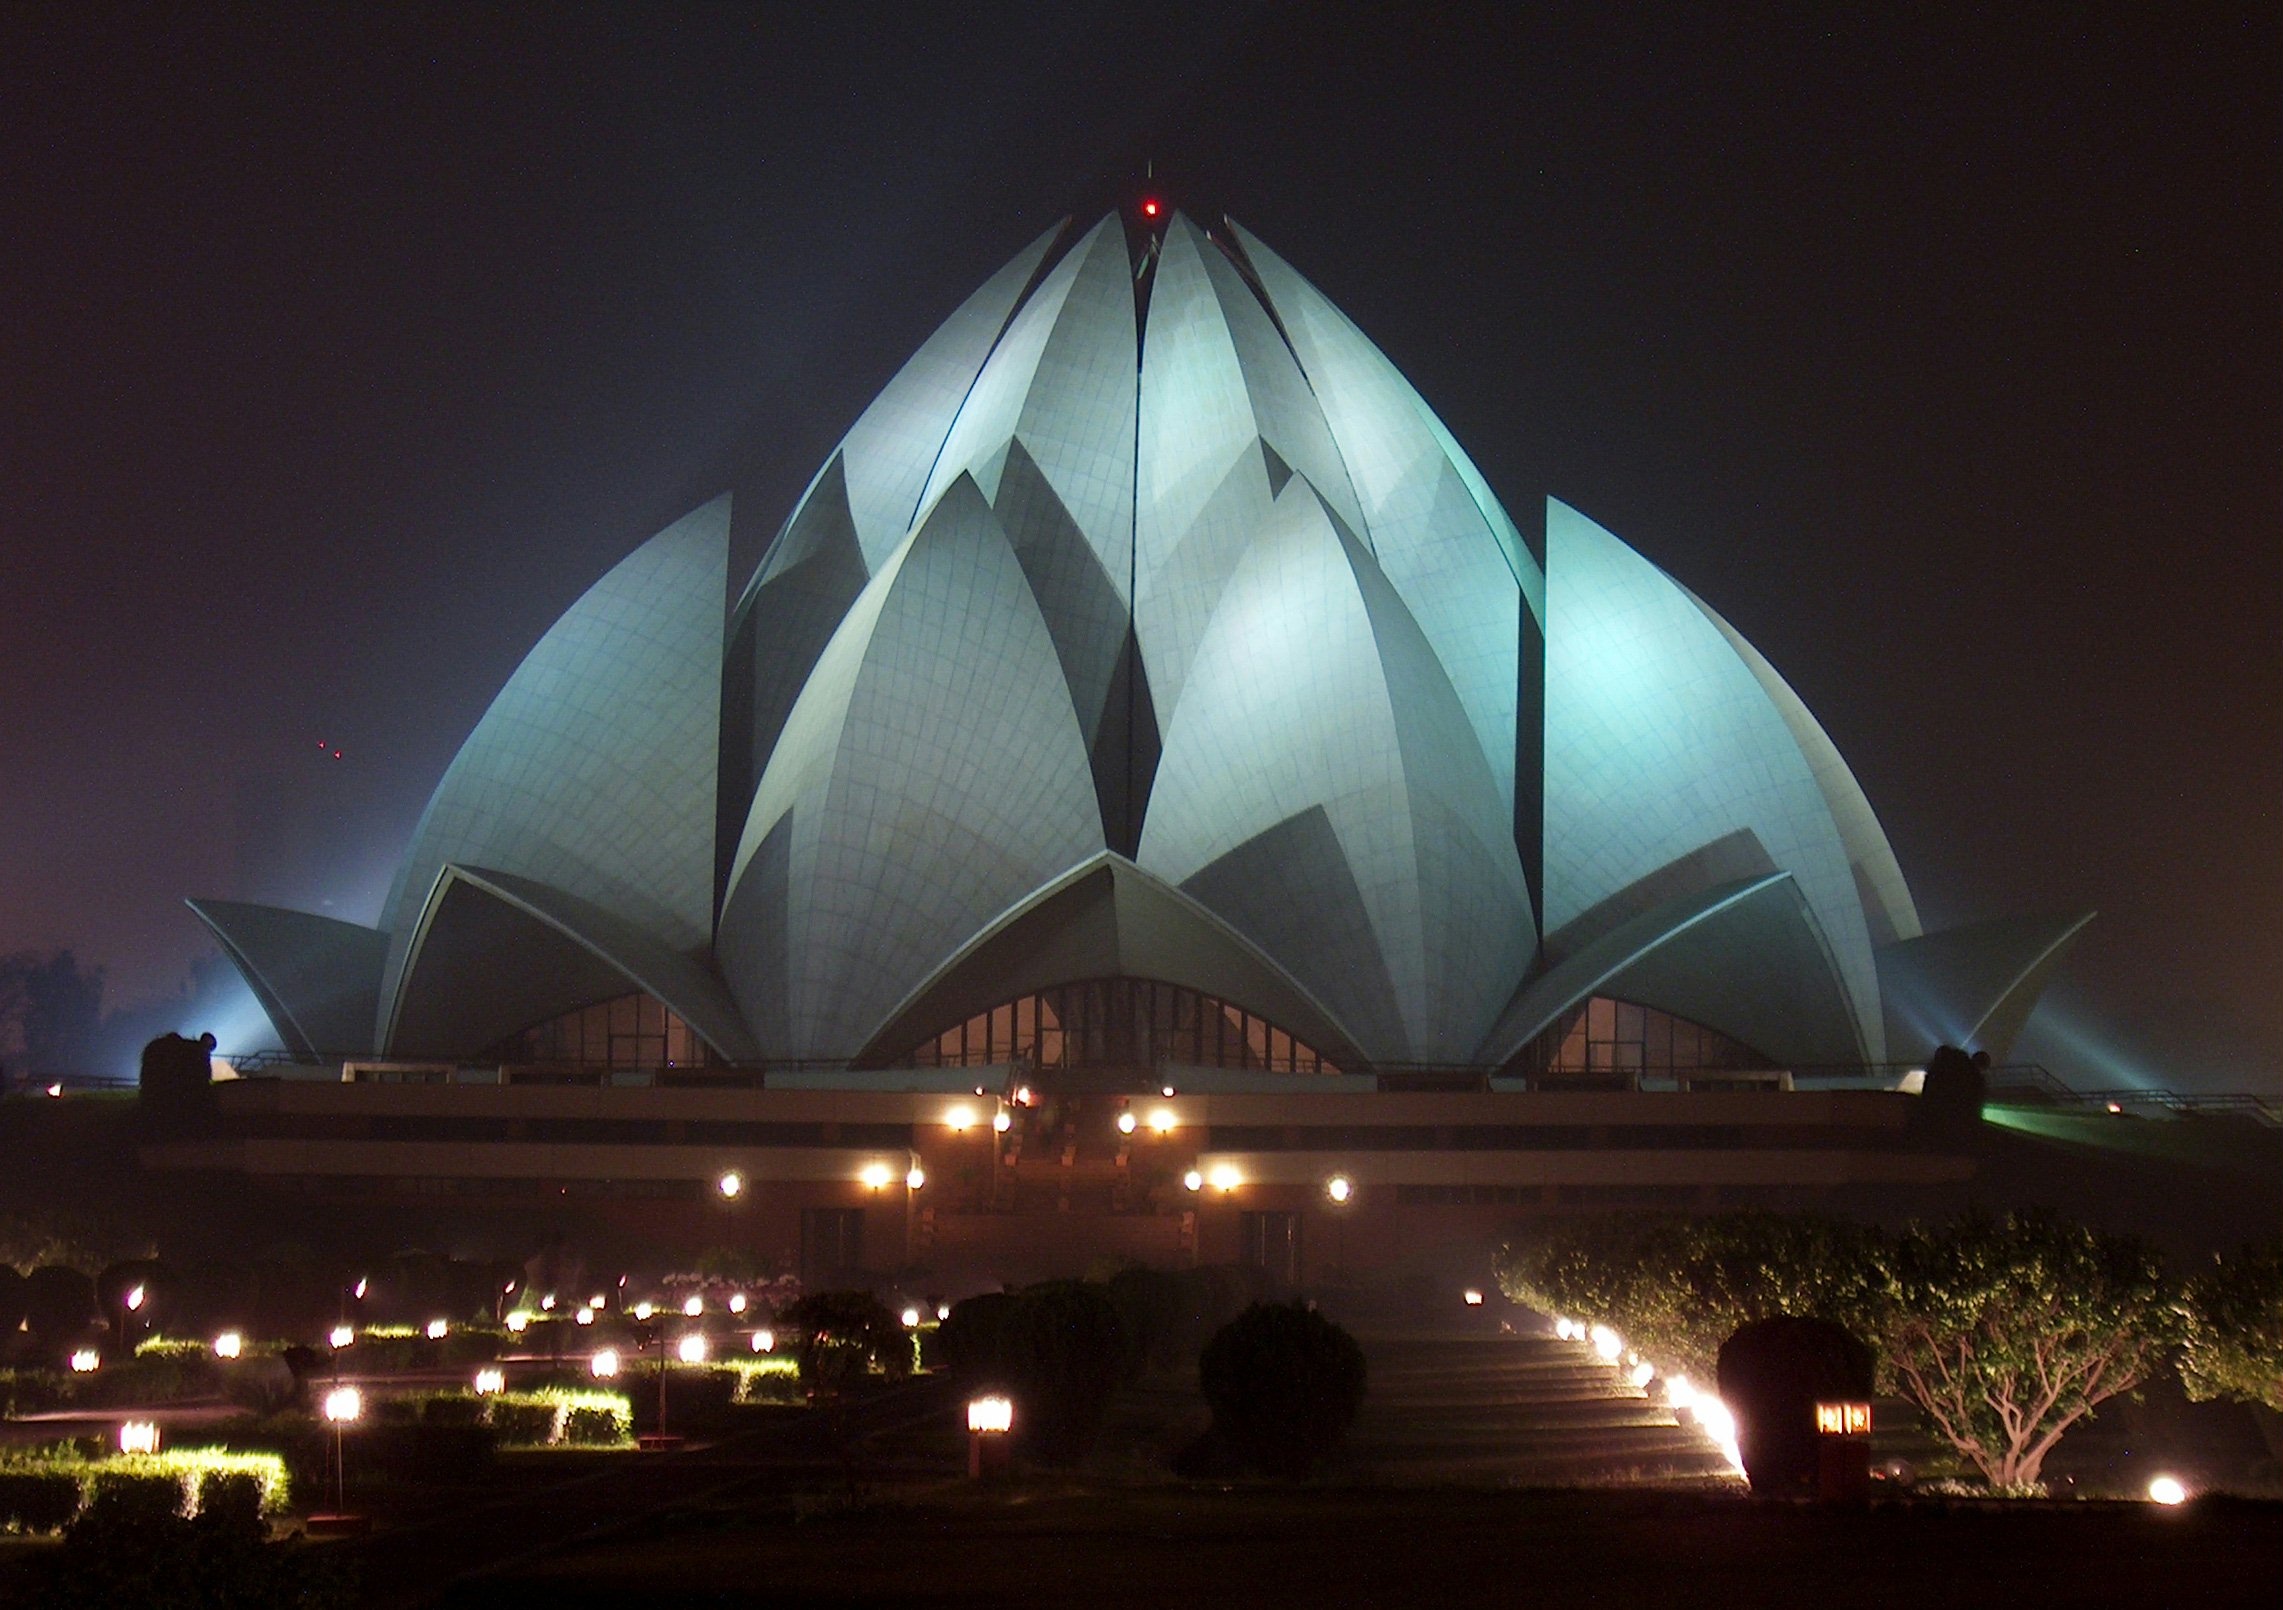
[1715,1316,1875,1497]
[0,1470,82,1533]
[193,1470,264,1533]
[1497,1211,1891,1383]
[1197,1302,1366,1479]
[78,1470,187,1525]
[563,1406,629,1446]
[2180,1237,2283,1413]
[485,1398,560,1445]
[1004,1282,1129,1466]
[936,1292,1017,1386]
[781,1291,906,1395]
[419,1393,486,1427]
[364,1424,496,1482]
[723,1356,802,1405]
[21,1264,98,1351]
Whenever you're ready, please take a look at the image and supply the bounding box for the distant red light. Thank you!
[333,750,343,759]
[1141,198,1160,219]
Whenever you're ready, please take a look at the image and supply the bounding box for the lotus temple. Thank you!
[156,209,2093,1284]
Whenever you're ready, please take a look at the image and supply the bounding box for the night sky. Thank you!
[4,5,2275,1090]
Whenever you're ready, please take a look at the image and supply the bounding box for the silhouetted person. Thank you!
[1917,1043,1988,1134]
[139,1030,216,1124]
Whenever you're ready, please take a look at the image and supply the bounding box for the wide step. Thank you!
[1346,1332,1738,1488]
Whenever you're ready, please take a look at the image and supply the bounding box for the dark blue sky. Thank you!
[3,4,2275,1088]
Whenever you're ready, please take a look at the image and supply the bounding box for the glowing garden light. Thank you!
[677,1333,709,1364]
[70,1349,100,1373]
[752,1328,775,1353]
[1117,1111,1138,1135]
[505,1310,532,1334]
[539,1294,556,1311]
[1589,1324,1623,1362]
[729,1293,748,1314]
[590,1349,620,1379]
[353,1279,367,1300]
[1207,1163,1242,1193]
[124,1284,145,1313]
[1629,1360,1656,1389]
[860,1161,894,1190]
[2148,1475,2188,1506]
[1183,1169,1203,1192]
[906,1164,927,1190]
[117,1421,159,1455]
[330,1324,355,1349]
[575,1307,595,1326]
[213,1332,243,1359]
[589,1295,606,1310]
[936,1303,951,1321]
[901,1306,922,1328]
[1326,1175,1353,1203]
[717,1170,744,1199]
[323,1386,362,1424]
[683,1295,704,1318]
[1664,1374,1697,1412]
[633,1301,654,1321]
[1694,1396,1743,1473]
[946,1105,976,1131]
[967,1395,1013,1433]
[1462,1289,1484,1306]
[1147,1108,1177,1133]
[473,1368,505,1395]
[1553,1318,1576,1341]
[425,1319,449,1340]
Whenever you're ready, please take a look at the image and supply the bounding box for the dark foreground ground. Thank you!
[457,1483,2282,1610]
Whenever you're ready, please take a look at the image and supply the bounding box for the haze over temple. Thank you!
[170,208,2093,1281]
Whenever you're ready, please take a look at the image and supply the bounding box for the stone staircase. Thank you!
[1346,1331,1739,1487]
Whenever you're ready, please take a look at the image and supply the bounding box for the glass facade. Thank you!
[1516,996,1770,1081]
[490,993,710,1069]
[905,977,1339,1075]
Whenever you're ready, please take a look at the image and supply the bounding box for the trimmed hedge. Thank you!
[0,1470,82,1533]
[385,1387,633,1446]
[0,1446,290,1532]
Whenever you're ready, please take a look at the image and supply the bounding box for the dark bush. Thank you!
[485,1399,558,1445]
[221,1356,299,1415]
[936,1292,1017,1385]
[194,1471,264,1532]
[0,1266,27,1340]
[78,1471,185,1526]
[1198,1302,1367,1479]
[998,1282,1129,1467]
[419,1393,485,1427]
[22,1266,97,1351]
[41,1452,350,1610]
[1102,1265,1265,1375]
[1716,1315,1876,1498]
[781,1290,906,1395]
[363,1423,497,1481]
[938,1284,1130,1467]
[563,1406,625,1446]
[0,1470,82,1532]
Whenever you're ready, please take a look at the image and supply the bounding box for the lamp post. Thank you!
[967,1395,1013,1480]
[321,1385,361,1517]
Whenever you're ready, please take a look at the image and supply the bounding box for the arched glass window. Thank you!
[1510,997,1773,1081]
[487,993,712,1069]
[901,978,1339,1075]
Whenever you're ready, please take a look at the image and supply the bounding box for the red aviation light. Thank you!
[1140,197,1161,220]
